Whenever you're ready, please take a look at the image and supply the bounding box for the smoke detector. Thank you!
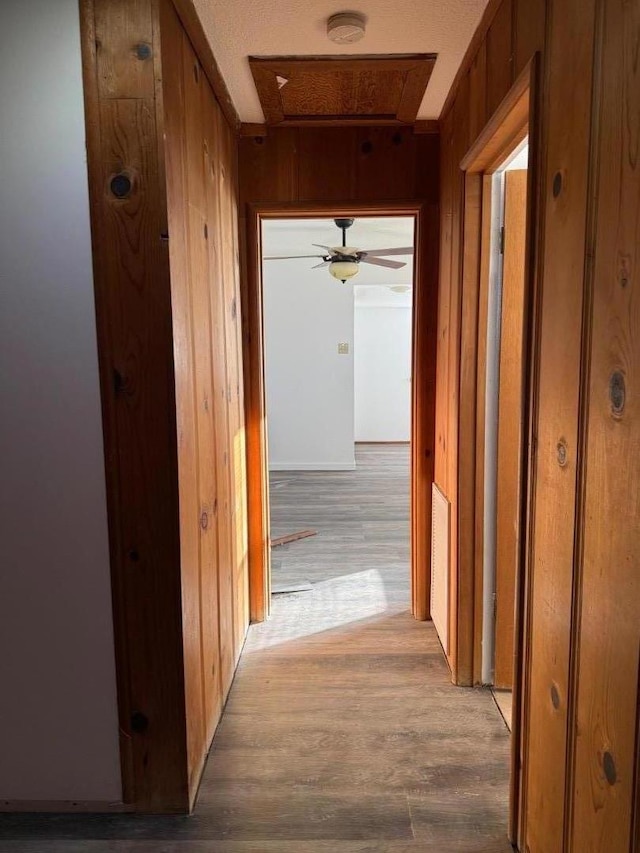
[327,12,366,44]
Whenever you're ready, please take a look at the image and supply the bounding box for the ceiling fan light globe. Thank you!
[329,260,359,281]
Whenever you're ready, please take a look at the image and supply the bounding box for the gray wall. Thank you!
[0,0,121,801]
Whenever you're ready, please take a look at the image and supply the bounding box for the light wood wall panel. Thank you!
[521,0,597,839]
[160,0,249,800]
[434,0,542,681]
[239,126,440,207]
[570,0,640,846]
[81,0,190,812]
[238,125,440,624]
[437,0,640,847]
[494,169,527,689]
[82,0,248,812]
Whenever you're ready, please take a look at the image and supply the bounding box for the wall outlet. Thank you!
[338,342,349,354]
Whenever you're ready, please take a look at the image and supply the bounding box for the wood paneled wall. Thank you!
[160,0,249,798]
[238,126,440,622]
[81,0,248,813]
[437,0,640,848]
[435,0,546,686]
[239,126,439,207]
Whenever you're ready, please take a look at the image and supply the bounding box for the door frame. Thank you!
[456,56,542,845]
[242,200,439,624]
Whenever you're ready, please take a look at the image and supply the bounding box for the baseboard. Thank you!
[269,462,356,471]
[355,441,410,445]
[0,799,132,813]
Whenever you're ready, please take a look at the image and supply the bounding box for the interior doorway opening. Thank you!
[481,140,530,729]
[260,215,415,626]
[454,58,540,846]
[243,201,437,628]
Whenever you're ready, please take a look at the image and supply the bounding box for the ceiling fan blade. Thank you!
[361,246,414,257]
[311,261,330,269]
[263,254,327,260]
[359,256,407,270]
[312,243,334,252]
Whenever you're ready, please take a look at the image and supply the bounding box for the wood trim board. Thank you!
[454,56,540,843]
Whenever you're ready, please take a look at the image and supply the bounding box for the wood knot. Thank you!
[609,371,625,416]
[131,711,149,734]
[109,173,132,199]
[603,751,617,785]
[552,171,563,198]
[556,439,568,467]
[134,43,152,61]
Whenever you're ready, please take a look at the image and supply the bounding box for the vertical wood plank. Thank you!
[243,204,272,624]
[178,26,208,789]
[411,202,440,621]
[513,0,546,78]
[159,0,249,805]
[456,172,482,683]
[494,168,528,690]
[469,41,488,145]
[570,0,640,846]
[522,0,597,845]
[81,0,190,812]
[94,0,155,99]
[355,127,418,200]
[448,78,470,681]
[206,98,236,697]
[472,174,494,685]
[239,131,299,205]
[434,111,454,496]
[486,0,514,119]
[297,128,357,201]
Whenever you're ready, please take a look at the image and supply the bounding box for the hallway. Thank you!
[0,445,511,851]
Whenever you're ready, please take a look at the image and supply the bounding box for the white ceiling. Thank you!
[192,0,490,122]
[262,216,415,302]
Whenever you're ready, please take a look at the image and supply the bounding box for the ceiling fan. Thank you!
[263,217,414,283]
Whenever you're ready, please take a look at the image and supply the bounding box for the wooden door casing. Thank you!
[494,168,528,689]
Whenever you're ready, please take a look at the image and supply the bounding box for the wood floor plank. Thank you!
[0,446,511,850]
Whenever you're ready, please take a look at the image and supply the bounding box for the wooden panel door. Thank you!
[495,169,528,689]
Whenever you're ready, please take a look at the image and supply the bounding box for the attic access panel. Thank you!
[249,55,437,126]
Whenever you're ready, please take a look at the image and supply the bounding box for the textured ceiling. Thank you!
[262,216,415,295]
[192,0,489,122]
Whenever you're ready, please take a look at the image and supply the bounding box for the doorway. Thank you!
[481,141,530,728]
[454,58,540,845]
[260,216,415,616]
[243,202,436,627]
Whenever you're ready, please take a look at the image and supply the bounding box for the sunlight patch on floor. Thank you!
[244,568,390,652]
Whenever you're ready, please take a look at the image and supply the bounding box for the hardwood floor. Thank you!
[270,443,411,605]
[0,445,512,851]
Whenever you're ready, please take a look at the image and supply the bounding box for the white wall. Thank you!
[354,304,412,442]
[263,258,355,470]
[0,0,122,802]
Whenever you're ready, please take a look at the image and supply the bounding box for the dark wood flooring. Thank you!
[0,445,512,852]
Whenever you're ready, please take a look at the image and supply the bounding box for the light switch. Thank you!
[338,342,349,354]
